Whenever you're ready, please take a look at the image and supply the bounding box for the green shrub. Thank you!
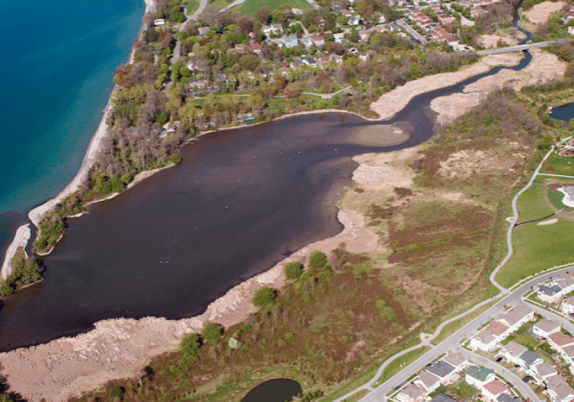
[170,154,183,163]
[252,286,277,308]
[201,322,223,341]
[308,251,327,270]
[284,262,303,280]
[180,333,201,355]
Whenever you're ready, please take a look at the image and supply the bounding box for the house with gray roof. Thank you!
[546,375,574,402]
[560,345,574,366]
[498,341,527,365]
[283,35,299,48]
[533,319,561,338]
[497,393,520,402]
[465,366,495,388]
[538,284,563,303]
[426,361,456,383]
[518,351,543,374]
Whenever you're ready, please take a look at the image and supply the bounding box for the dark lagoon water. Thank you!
[241,379,302,402]
[0,0,144,258]
[0,12,535,350]
[549,102,574,122]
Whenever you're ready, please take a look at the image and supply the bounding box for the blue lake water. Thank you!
[549,103,574,122]
[0,0,144,252]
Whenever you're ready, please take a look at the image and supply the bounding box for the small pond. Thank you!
[241,378,302,402]
[549,102,574,122]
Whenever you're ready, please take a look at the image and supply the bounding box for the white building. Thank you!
[533,319,561,339]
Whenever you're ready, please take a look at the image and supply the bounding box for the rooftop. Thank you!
[486,321,509,336]
[443,352,466,367]
[426,361,455,378]
[519,350,541,366]
[549,331,574,347]
[534,319,561,333]
[430,393,456,402]
[502,341,527,357]
[499,305,532,327]
[466,365,494,382]
[484,379,508,396]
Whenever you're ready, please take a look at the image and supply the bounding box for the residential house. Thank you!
[342,10,353,17]
[290,59,303,68]
[312,35,325,47]
[560,345,574,366]
[486,321,510,341]
[534,362,557,384]
[197,27,211,36]
[496,393,520,402]
[470,330,498,352]
[482,380,508,402]
[302,57,317,66]
[498,305,534,332]
[334,33,346,43]
[546,375,574,402]
[154,19,166,26]
[317,56,331,65]
[415,371,441,393]
[548,332,574,352]
[378,15,387,23]
[356,51,369,61]
[498,341,527,365]
[465,366,495,389]
[329,54,343,63]
[554,273,574,294]
[283,35,299,48]
[443,352,469,373]
[539,284,563,303]
[426,361,457,384]
[262,24,283,36]
[359,30,370,42]
[397,384,428,402]
[249,43,262,54]
[533,319,561,338]
[517,351,543,375]
[349,16,362,25]
[562,296,574,315]
[300,37,313,48]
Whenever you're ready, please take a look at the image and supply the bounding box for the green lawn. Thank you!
[185,0,199,15]
[451,380,478,399]
[233,0,311,14]
[374,347,431,386]
[540,154,574,176]
[495,180,574,288]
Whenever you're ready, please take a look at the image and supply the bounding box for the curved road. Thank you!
[332,146,570,402]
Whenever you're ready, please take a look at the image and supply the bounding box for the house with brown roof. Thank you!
[498,305,534,332]
[397,384,428,402]
[482,380,508,401]
[548,332,574,351]
[415,371,441,393]
[534,362,557,384]
[443,352,469,372]
[486,321,510,338]
[470,330,498,352]
[311,35,324,47]
[533,319,561,339]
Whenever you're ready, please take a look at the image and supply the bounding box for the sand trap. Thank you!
[537,218,558,225]
[523,1,566,24]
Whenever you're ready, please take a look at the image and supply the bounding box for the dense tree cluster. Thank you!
[0,251,41,297]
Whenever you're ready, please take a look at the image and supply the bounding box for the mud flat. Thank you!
[431,50,567,126]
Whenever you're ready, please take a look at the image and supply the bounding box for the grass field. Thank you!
[374,347,431,386]
[233,0,311,14]
[495,181,574,287]
[540,154,574,176]
[185,0,199,15]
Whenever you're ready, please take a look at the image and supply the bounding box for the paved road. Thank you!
[476,41,553,55]
[459,349,540,402]
[353,266,574,402]
[396,19,427,45]
[305,0,320,10]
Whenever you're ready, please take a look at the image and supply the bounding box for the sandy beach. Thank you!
[0,224,31,280]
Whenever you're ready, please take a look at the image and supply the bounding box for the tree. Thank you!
[202,322,223,341]
[255,6,271,24]
[308,250,327,270]
[284,262,303,280]
[252,286,277,307]
[180,333,201,355]
[375,299,396,321]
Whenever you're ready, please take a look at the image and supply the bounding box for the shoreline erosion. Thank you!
[0,49,544,400]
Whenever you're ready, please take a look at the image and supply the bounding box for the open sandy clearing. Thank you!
[522,1,566,24]
[538,218,558,225]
